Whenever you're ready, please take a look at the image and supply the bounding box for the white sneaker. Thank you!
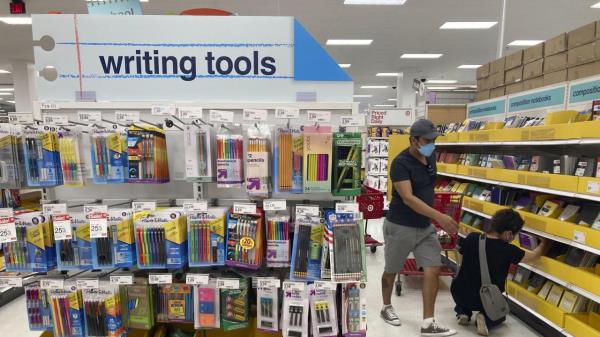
[457,314,470,326]
[421,319,457,337]
[380,305,402,326]
[476,312,489,336]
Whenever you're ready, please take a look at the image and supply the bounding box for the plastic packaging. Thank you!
[290,207,323,281]
[246,124,271,197]
[90,125,127,184]
[91,209,136,269]
[134,208,187,269]
[56,212,93,271]
[81,283,125,337]
[282,281,309,337]
[3,211,56,272]
[225,208,265,270]
[265,209,291,268]
[22,126,63,187]
[184,124,215,182]
[309,283,338,337]
[216,126,244,187]
[303,126,332,193]
[256,285,279,332]
[273,126,303,193]
[126,124,170,184]
[193,279,220,329]
[57,127,85,186]
[187,207,227,267]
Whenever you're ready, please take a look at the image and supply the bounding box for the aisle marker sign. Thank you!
[209,110,234,123]
[467,98,506,120]
[0,208,16,244]
[243,109,268,121]
[507,84,567,117]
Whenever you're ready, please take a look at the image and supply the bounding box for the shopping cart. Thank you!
[395,192,462,296]
[357,184,385,253]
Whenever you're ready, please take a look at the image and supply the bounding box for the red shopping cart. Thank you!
[395,192,462,296]
[357,184,385,253]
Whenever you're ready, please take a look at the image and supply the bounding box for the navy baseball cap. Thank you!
[409,119,441,140]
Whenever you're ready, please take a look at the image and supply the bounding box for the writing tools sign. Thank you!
[87,0,143,15]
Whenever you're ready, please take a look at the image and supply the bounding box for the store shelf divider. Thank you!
[564,312,600,337]
[506,280,567,328]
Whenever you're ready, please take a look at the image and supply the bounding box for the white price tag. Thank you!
[76,279,99,290]
[186,274,210,285]
[243,109,268,121]
[77,111,102,123]
[256,277,280,289]
[8,113,34,124]
[0,210,17,244]
[110,275,133,285]
[283,281,305,292]
[183,201,208,213]
[84,205,108,215]
[307,110,331,122]
[149,274,172,285]
[40,102,59,110]
[275,107,300,119]
[314,281,337,291]
[43,114,69,126]
[209,110,234,123]
[216,278,240,289]
[263,199,287,211]
[0,276,23,287]
[132,201,156,212]
[177,106,203,119]
[573,231,586,244]
[52,214,73,241]
[42,203,67,216]
[40,279,64,290]
[296,205,320,217]
[340,115,366,127]
[233,202,257,215]
[336,203,359,214]
[151,105,177,116]
[115,111,140,124]
[89,212,108,239]
[587,181,600,194]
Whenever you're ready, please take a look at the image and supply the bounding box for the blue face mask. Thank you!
[418,143,436,157]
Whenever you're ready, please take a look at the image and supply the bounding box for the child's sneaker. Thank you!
[457,314,470,326]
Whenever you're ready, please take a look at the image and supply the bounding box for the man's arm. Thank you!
[394,180,458,233]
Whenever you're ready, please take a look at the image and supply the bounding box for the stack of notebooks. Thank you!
[503,116,545,128]
[564,247,599,268]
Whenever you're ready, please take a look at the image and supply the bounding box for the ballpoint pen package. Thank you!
[90,125,127,184]
[134,209,187,269]
[341,282,367,337]
[56,212,93,271]
[48,282,85,337]
[308,283,338,337]
[91,209,135,269]
[193,279,220,329]
[22,126,63,187]
[184,124,215,182]
[303,126,332,193]
[0,123,26,189]
[273,126,304,194]
[246,125,271,198]
[290,209,323,281]
[3,211,56,272]
[82,283,125,337]
[25,281,53,331]
[187,207,227,267]
[332,132,362,196]
[127,124,170,184]
[282,282,309,337]
[256,285,279,332]
[265,209,291,268]
[57,127,85,186]
[225,208,265,270]
[155,283,194,323]
[220,277,249,331]
[324,210,366,282]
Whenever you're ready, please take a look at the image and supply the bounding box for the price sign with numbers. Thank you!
[307,110,331,122]
[177,106,203,119]
[0,276,23,287]
[76,279,99,290]
[0,209,16,244]
[263,199,286,211]
[243,109,268,121]
[77,111,102,123]
[336,203,359,214]
[283,281,305,292]
[52,214,72,241]
[149,274,172,285]
[42,203,67,216]
[8,113,34,124]
[115,111,140,124]
[151,105,177,116]
[41,279,64,290]
[40,102,59,110]
[314,280,337,291]
[186,274,210,285]
[256,277,280,289]
[89,212,108,239]
[43,115,69,126]
[296,205,320,217]
[209,110,234,123]
[216,278,240,289]
[340,115,366,127]
[233,203,257,215]
[84,204,108,215]
[132,201,156,212]
[110,275,133,285]
[275,107,300,119]
[183,201,208,213]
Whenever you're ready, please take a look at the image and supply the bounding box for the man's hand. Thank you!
[435,213,458,234]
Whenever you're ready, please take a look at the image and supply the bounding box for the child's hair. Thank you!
[489,209,524,234]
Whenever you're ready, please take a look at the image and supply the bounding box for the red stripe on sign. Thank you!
[73,14,83,100]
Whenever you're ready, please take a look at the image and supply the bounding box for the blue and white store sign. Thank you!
[466,97,506,121]
[507,84,567,117]
[567,75,600,114]
[32,15,352,102]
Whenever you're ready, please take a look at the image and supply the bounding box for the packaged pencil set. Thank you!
[0,123,26,189]
[127,124,170,184]
[246,125,271,197]
[25,281,53,331]
[193,279,220,329]
[341,282,367,337]
[155,284,194,323]
[56,212,93,271]
[216,129,244,188]
[220,277,249,331]
[265,209,291,268]
[48,282,85,337]
[184,124,215,182]
[22,126,63,187]
[82,284,125,337]
[91,209,135,269]
[90,125,127,184]
[57,127,85,186]
[134,209,187,269]
[3,211,56,272]
[290,207,324,281]
[303,126,332,193]
[256,285,279,332]
[187,207,227,267]
[225,208,265,269]
[121,278,155,330]
[308,283,338,337]
[332,132,362,196]
[325,209,366,282]
[273,127,303,193]
[282,281,309,337]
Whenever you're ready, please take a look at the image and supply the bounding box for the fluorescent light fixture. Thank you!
[87,0,148,1]
[353,94,373,98]
[0,69,10,74]
[426,79,457,84]
[0,88,14,91]
[7,100,15,103]
[0,98,3,100]
[0,17,32,25]
[440,22,497,29]
[326,39,373,46]
[401,53,443,59]
[376,72,400,77]
[374,104,395,107]
[507,40,544,46]
[0,93,12,96]
[591,2,600,8]
[454,89,477,92]
[387,98,398,101]
[338,64,351,68]
[427,86,457,90]
[361,85,388,89]
[457,64,482,69]
[344,0,407,4]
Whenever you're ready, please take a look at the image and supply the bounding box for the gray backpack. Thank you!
[479,235,510,321]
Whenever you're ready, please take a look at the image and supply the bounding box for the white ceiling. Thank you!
[1,0,600,108]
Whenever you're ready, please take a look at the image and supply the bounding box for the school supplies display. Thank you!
[48,283,85,337]
[193,280,220,329]
[127,124,170,183]
[282,282,309,337]
[290,208,323,281]
[122,278,155,330]
[82,284,125,337]
[265,210,291,268]
[3,212,56,272]
[341,282,367,337]
[187,207,227,267]
[134,209,187,269]
[183,124,214,182]
[256,285,279,332]
[0,123,25,189]
[57,128,84,186]
[325,209,365,282]
[246,126,271,197]
[91,209,135,269]
[56,212,93,270]
[22,126,63,187]
[308,283,338,337]
[225,208,264,269]
[216,132,244,187]
[220,277,249,331]
[155,284,194,323]
[90,125,127,184]
[303,126,332,193]
[332,132,362,196]
[273,127,303,193]
[25,282,53,331]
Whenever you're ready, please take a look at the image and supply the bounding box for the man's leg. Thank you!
[382,271,397,306]
[423,266,440,319]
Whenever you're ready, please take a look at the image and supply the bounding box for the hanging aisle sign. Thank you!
[567,74,600,114]
[368,109,413,126]
[466,97,506,121]
[86,0,143,16]
[507,84,567,118]
[32,15,352,103]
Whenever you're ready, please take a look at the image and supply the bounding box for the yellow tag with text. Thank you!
[26,224,45,249]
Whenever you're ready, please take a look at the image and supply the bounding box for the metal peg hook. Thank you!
[164,118,183,131]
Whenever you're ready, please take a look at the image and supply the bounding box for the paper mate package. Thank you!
[82,284,125,337]
[90,125,127,184]
[134,209,187,269]
[24,281,53,331]
[187,207,227,267]
[48,282,85,337]
[91,209,135,269]
[3,212,56,272]
[56,212,93,270]
[22,126,63,187]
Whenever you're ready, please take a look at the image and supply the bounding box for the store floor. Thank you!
[364,218,540,337]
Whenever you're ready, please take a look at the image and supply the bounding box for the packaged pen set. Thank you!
[134,209,187,269]
[282,281,309,337]
[266,209,291,268]
[341,283,367,337]
[184,124,215,182]
[246,124,271,197]
[22,125,63,187]
[225,208,265,269]
[91,209,135,269]
[121,277,155,330]
[57,127,85,186]
[127,124,170,184]
[48,282,85,337]
[303,126,332,193]
[90,125,127,184]
[193,279,220,329]
[82,283,125,337]
[187,207,227,267]
[324,209,366,282]
[220,277,249,331]
[56,212,93,270]
[0,123,26,189]
[290,208,324,281]
[155,283,194,323]
[3,211,56,272]
[257,284,279,332]
[273,126,303,193]
[332,132,362,196]
[309,283,338,337]
[216,127,244,188]
[25,281,53,331]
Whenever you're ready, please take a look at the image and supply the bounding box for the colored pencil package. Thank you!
[187,207,227,267]
[324,209,366,282]
[273,126,303,194]
[265,209,291,268]
[3,211,56,272]
[91,209,136,269]
[121,277,155,330]
[332,132,362,196]
[216,129,244,188]
[303,126,332,193]
[290,206,323,281]
[127,124,170,184]
[309,283,339,337]
[246,124,271,198]
[48,282,85,337]
[134,209,187,269]
[82,283,125,337]
[90,125,127,184]
[184,124,215,182]
[225,208,265,269]
[155,284,194,323]
[25,281,53,331]
[56,212,93,271]
[341,282,367,337]
[0,123,26,189]
[220,277,249,331]
[193,279,220,329]
[57,127,85,186]
[22,126,63,187]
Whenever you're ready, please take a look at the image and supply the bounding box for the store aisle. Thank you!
[0,294,38,337]
[364,218,541,337]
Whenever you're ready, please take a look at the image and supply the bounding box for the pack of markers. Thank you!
[290,207,324,281]
[90,124,127,184]
[55,212,93,271]
[22,125,63,187]
[225,208,265,269]
[3,211,56,272]
[324,209,366,282]
[187,207,227,267]
[134,208,187,269]
[90,209,136,269]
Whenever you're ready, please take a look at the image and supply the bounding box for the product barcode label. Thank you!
[573,231,586,244]
[314,281,337,291]
[0,276,22,287]
[151,105,177,116]
[84,205,108,214]
[233,202,257,215]
[52,214,73,241]
[40,279,64,290]
[307,110,331,122]
[149,274,172,285]
[77,111,102,123]
[8,113,34,124]
[336,203,359,214]
[243,109,268,121]
[263,199,287,211]
[216,278,240,289]
[40,102,59,110]
[186,274,210,285]
[209,110,234,123]
[43,114,69,126]
[110,275,133,285]
[183,201,208,213]
[177,106,203,119]
[275,107,300,119]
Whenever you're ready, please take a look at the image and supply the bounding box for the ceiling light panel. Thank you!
[507,40,544,46]
[0,69,10,74]
[427,86,457,90]
[457,64,482,69]
[0,88,14,91]
[0,93,13,96]
[591,2,600,8]
[338,64,351,68]
[401,54,443,59]
[353,94,373,98]
[344,0,407,5]
[374,104,395,107]
[361,85,388,89]
[376,72,400,77]
[0,17,32,25]
[440,22,497,29]
[326,39,373,45]
[426,80,457,84]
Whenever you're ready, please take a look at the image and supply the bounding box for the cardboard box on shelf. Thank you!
[506,82,524,95]
[505,50,524,70]
[523,59,544,79]
[490,86,505,98]
[568,61,600,80]
[489,57,506,74]
[488,71,504,88]
[477,63,490,79]
[545,33,568,56]
[568,21,597,49]
[523,43,545,64]
[523,77,544,91]
[477,77,489,91]
[543,69,567,86]
[505,66,523,84]
[544,52,568,73]
[567,41,599,67]
[475,90,490,102]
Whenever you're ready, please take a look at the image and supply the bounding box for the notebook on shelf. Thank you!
[574,157,596,177]
[578,204,600,227]
[558,205,581,223]
[546,284,565,306]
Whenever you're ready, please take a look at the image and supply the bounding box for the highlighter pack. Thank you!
[57,127,85,186]
[3,211,56,272]
[134,209,187,269]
